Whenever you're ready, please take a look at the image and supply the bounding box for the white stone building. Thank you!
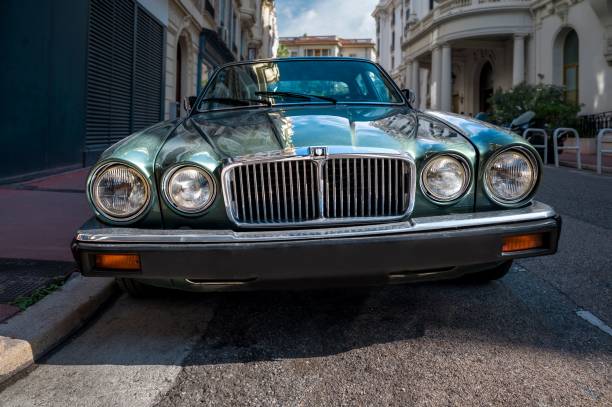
[279,36,376,60]
[373,0,612,120]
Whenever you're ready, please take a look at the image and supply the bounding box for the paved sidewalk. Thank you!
[0,168,91,321]
[558,151,612,172]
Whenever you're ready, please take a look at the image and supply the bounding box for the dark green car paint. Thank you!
[427,111,544,211]
[87,104,540,230]
[87,120,179,227]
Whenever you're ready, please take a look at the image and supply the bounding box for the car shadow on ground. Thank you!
[39,273,612,368]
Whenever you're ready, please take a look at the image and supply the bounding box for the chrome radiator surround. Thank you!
[221,150,416,228]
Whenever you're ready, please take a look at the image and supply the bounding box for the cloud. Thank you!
[277,0,379,39]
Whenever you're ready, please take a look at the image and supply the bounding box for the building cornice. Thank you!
[402,5,533,52]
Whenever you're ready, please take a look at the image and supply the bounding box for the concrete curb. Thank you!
[0,274,117,385]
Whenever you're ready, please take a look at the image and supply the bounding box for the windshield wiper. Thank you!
[255,91,337,104]
[200,97,271,107]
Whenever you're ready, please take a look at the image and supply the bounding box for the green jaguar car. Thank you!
[72,58,561,296]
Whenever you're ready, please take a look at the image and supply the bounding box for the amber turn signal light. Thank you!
[95,254,141,270]
[502,234,545,253]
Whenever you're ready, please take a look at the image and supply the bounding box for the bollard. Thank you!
[553,128,581,170]
[596,129,612,175]
[522,128,548,165]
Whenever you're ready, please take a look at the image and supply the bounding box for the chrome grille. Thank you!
[223,154,414,227]
[324,158,409,218]
[229,159,320,224]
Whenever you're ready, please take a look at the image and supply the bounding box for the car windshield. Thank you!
[197,59,403,111]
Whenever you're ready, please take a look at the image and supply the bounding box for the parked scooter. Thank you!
[507,111,565,163]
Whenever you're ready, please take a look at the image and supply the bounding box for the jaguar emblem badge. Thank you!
[310,146,327,159]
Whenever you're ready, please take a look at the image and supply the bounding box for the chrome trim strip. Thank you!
[76,201,557,244]
[220,152,417,228]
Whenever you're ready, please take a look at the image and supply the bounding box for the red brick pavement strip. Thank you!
[0,168,92,262]
[21,167,90,191]
[558,152,612,173]
[0,305,20,324]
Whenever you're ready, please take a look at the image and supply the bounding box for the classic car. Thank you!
[72,57,561,296]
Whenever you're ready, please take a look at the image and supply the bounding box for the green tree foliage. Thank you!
[490,83,581,129]
[277,44,290,58]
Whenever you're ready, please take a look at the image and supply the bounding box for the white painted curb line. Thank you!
[0,275,116,385]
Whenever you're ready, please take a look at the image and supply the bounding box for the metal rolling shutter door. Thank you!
[86,0,163,155]
[132,8,164,132]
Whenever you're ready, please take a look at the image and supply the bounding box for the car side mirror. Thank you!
[401,89,416,107]
[183,96,198,113]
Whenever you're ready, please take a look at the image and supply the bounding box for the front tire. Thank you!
[463,260,513,283]
[116,278,156,297]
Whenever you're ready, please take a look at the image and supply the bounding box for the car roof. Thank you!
[217,57,379,70]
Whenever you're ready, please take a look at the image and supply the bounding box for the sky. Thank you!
[276,0,379,40]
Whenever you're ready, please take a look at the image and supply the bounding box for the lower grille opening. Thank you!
[388,266,456,279]
[185,278,256,286]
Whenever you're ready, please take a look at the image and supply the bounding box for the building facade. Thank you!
[373,0,612,119]
[0,0,277,182]
[279,36,376,60]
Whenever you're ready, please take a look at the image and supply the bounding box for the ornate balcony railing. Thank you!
[406,0,532,39]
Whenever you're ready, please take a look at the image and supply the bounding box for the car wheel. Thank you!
[462,260,513,283]
[116,278,156,297]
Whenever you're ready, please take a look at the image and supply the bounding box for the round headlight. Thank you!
[164,166,215,213]
[421,155,470,202]
[91,164,150,220]
[484,148,538,205]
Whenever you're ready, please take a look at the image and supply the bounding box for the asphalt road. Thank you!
[1,166,610,406]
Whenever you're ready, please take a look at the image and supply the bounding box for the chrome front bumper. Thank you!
[72,201,560,287]
[76,201,556,244]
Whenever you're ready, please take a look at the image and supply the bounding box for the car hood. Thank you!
[156,104,474,164]
[187,105,420,158]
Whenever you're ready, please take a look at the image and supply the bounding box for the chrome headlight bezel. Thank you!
[420,153,471,204]
[89,162,151,222]
[162,164,217,215]
[483,146,539,207]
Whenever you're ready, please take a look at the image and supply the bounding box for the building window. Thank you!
[305,49,331,57]
[563,29,579,105]
[290,51,298,57]
[248,48,257,60]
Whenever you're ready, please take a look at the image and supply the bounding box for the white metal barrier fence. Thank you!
[553,128,581,170]
[596,128,612,175]
[522,128,548,165]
